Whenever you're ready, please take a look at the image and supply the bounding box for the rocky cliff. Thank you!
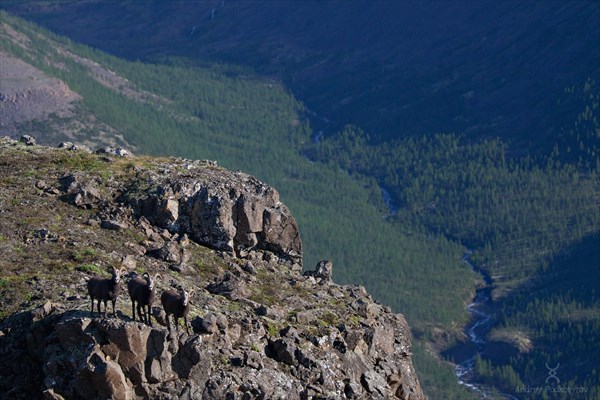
[0,137,425,400]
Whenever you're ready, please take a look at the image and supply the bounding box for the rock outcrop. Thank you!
[0,137,425,399]
[132,160,302,265]
[1,290,424,400]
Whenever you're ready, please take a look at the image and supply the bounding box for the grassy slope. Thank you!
[0,13,476,399]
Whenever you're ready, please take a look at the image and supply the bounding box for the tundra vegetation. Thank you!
[0,11,598,399]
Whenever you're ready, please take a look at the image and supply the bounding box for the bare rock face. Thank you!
[0,296,425,400]
[134,162,302,264]
[0,52,81,134]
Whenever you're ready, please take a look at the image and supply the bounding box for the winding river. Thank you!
[455,253,518,400]
[375,187,518,398]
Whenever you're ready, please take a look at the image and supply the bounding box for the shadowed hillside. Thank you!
[3,0,599,153]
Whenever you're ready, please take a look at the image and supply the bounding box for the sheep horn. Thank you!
[154,273,162,280]
[188,289,195,298]
[142,272,150,278]
[106,265,116,273]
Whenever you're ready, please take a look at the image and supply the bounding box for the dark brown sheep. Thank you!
[87,266,126,318]
[127,272,161,325]
[161,288,194,334]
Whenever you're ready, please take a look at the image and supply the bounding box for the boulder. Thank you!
[19,134,36,146]
[58,142,92,153]
[95,146,133,157]
[101,219,129,231]
[59,174,103,209]
[205,271,249,300]
[303,259,333,283]
[75,351,132,400]
[268,337,298,366]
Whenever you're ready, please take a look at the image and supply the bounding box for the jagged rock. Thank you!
[58,142,92,153]
[96,146,133,157]
[19,134,36,146]
[242,260,257,274]
[121,255,137,270]
[295,309,317,324]
[59,173,103,209]
[351,298,382,319]
[244,350,264,370]
[303,259,333,284]
[136,216,164,243]
[268,337,298,366]
[151,307,167,328]
[34,179,61,196]
[96,319,153,384]
[256,304,286,320]
[0,303,425,399]
[205,271,250,300]
[30,301,53,321]
[101,219,129,231]
[191,313,224,334]
[55,316,93,348]
[76,351,133,400]
[134,167,302,264]
[362,369,389,397]
[344,380,364,399]
[146,241,187,264]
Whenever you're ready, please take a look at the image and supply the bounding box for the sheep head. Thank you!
[182,289,194,306]
[143,272,162,290]
[108,266,127,284]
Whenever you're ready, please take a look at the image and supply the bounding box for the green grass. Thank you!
[76,264,103,274]
[72,248,98,263]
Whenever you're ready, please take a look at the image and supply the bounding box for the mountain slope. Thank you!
[3,0,599,152]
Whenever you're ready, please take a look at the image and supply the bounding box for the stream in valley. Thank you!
[451,253,518,400]
[377,188,518,398]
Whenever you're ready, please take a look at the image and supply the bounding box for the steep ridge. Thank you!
[0,137,424,399]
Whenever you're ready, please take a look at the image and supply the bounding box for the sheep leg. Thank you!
[111,299,116,318]
[97,299,102,316]
[131,300,137,321]
[174,317,180,333]
[137,303,145,323]
[165,313,171,332]
[146,305,153,326]
[184,316,189,334]
[90,297,94,314]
